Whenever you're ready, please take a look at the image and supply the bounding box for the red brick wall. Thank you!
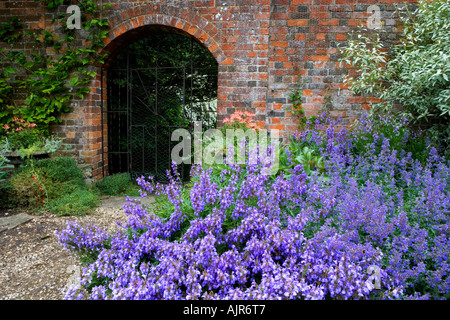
[0,0,418,180]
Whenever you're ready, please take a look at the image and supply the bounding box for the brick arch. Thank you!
[90,10,226,180]
[101,11,227,67]
[3,0,421,182]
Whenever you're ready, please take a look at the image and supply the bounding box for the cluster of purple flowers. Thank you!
[56,113,449,300]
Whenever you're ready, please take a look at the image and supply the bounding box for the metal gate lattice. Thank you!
[103,35,218,183]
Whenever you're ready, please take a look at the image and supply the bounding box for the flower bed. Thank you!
[56,113,449,300]
[0,118,62,161]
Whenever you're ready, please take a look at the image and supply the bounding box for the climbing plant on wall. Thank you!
[0,0,111,135]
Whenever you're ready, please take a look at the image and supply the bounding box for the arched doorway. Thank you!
[103,26,218,182]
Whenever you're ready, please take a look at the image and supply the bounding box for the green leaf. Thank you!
[4,66,15,75]
[69,76,79,86]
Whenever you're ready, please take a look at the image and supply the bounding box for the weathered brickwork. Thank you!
[0,0,418,180]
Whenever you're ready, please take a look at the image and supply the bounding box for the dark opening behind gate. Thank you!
[103,31,218,182]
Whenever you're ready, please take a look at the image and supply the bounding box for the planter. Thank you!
[3,151,50,169]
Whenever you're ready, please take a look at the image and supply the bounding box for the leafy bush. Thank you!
[7,156,99,215]
[95,172,139,196]
[278,114,330,177]
[0,118,63,159]
[46,188,100,216]
[16,156,86,188]
[1,118,40,149]
[349,114,430,163]
[339,0,450,144]
[0,156,13,183]
[0,157,14,206]
[56,113,449,300]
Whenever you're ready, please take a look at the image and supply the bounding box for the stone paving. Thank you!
[0,213,33,234]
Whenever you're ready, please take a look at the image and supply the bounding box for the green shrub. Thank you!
[339,0,450,145]
[279,137,326,177]
[17,156,85,185]
[0,156,13,185]
[350,115,429,163]
[45,188,99,216]
[6,156,99,215]
[0,157,15,207]
[95,172,138,196]
[8,169,43,208]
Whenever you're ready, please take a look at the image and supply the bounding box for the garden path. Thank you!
[0,195,155,300]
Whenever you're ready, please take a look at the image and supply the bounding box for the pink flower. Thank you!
[2,124,9,130]
[230,114,240,121]
[247,122,263,130]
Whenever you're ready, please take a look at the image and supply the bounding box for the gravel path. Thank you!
[0,196,152,300]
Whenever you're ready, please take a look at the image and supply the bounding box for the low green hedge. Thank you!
[4,156,99,216]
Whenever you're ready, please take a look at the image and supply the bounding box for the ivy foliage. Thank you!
[340,0,450,146]
[0,17,22,44]
[0,0,111,135]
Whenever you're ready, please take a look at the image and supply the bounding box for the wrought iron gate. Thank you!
[102,36,218,183]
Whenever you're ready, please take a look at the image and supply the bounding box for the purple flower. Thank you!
[57,112,450,300]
